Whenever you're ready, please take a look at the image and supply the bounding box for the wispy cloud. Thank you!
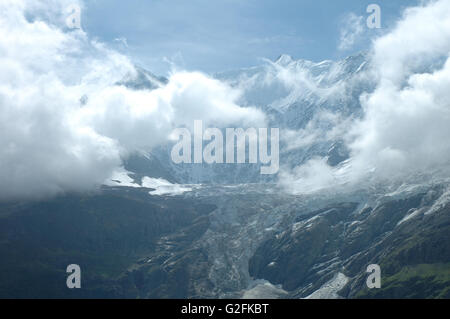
[113,37,128,48]
[338,13,365,51]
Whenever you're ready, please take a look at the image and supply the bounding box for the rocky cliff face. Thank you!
[2,180,448,298]
[248,184,450,298]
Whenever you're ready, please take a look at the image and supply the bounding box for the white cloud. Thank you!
[282,111,353,151]
[0,0,266,200]
[349,56,450,181]
[282,0,450,194]
[371,0,450,86]
[279,157,336,194]
[338,13,364,51]
[348,0,450,181]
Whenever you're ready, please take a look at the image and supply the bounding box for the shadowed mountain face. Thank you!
[249,189,450,298]
[0,182,449,298]
[0,188,216,298]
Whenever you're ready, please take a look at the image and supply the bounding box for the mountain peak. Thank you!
[275,54,294,65]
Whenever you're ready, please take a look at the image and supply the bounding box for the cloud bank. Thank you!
[282,0,450,194]
[0,0,265,200]
[3,0,450,199]
[338,13,364,51]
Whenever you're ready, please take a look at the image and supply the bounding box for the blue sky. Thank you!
[83,0,418,75]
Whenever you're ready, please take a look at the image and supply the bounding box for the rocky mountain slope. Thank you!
[1,181,448,298]
[1,54,449,299]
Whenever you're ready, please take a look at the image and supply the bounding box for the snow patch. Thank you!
[242,280,288,299]
[103,168,140,188]
[425,187,450,215]
[104,169,195,196]
[397,208,423,226]
[304,272,349,299]
[141,177,193,196]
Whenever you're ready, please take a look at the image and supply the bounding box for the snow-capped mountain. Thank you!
[122,53,375,185]
[2,53,450,299]
[118,66,168,90]
[217,52,370,125]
